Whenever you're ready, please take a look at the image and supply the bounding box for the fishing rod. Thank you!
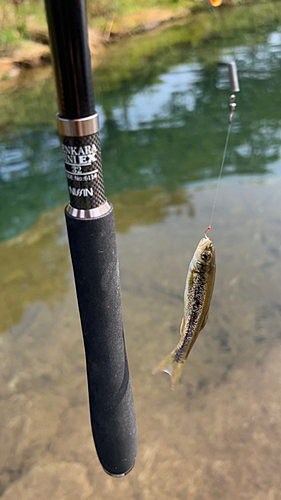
[44,0,137,477]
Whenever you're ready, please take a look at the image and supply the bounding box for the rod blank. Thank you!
[45,0,95,118]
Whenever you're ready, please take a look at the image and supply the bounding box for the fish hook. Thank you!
[204,226,211,238]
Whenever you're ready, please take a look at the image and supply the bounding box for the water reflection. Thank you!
[0,128,66,242]
[1,178,281,499]
[0,184,195,335]
[0,207,69,334]
[1,26,281,242]
[111,186,194,233]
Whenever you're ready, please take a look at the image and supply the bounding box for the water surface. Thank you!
[1,16,281,500]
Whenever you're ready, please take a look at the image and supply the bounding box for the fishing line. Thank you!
[208,120,232,230]
[207,62,240,234]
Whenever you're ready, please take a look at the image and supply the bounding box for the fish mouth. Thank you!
[200,238,213,249]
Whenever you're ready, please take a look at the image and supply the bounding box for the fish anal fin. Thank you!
[200,307,210,331]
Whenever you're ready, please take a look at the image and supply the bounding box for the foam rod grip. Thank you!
[65,205,137,476]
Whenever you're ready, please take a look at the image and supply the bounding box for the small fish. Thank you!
[153,231,216,388]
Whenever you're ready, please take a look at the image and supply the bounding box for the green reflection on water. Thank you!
[0,207,69,335]
[0,185,195,335]
[1,3,281,130]
[1,6,281,244]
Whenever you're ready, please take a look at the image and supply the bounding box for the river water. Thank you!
[1,14,281,500]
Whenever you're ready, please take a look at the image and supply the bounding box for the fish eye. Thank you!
[202,252,209,261]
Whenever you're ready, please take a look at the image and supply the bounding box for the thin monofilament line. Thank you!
[208,122,232,229]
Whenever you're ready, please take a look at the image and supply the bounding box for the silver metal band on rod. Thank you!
[57,113,99,137]
[66,201,112,219]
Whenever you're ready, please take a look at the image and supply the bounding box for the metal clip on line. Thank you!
[228,62,240,124]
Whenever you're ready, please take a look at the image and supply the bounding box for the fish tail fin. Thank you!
[170,360,185,389]
[152,352,185,389]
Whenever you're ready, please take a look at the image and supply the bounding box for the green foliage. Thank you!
[1,1,281,121]
[1,0,279,52]
[0,0,45,50]
[0,26,19,49]
[86,0,119,17]
[0,72,9,80]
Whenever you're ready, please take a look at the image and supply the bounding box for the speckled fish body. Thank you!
[153,233,216,388]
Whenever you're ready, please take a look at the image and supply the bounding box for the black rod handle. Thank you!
[65,206,137,476]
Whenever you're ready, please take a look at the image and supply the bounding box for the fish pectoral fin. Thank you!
[152,352,186,389]
[200,307,210,331]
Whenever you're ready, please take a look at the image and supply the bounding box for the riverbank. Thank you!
[0,5,189,79]
[1,0,280,84]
